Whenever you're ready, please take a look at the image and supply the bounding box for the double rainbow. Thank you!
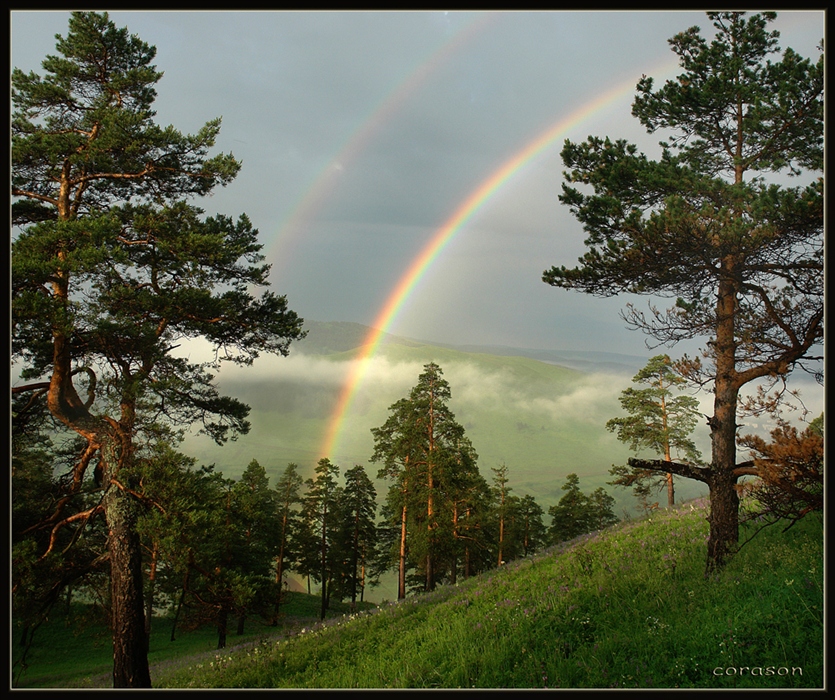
[318,59,679,460]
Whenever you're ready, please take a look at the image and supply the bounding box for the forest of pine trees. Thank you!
[12,361,618,652]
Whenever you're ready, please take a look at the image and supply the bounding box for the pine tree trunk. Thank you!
[706,470,740,574]
[46,324,152,687]
[104,468,151,688]
[666,472,675,509]
[350,515,359,608]
[398,502,407,600]
[319,511,328,620]
[272,519,287,624]
[705,271,741,573]
[145,543,158,637]
[217,606,228,650]
[170,581,187,642]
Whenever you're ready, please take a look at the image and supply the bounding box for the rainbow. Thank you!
[318,59,680,461]
[265,12,498,280]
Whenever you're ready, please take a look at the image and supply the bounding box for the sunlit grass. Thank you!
[153,498,822,689]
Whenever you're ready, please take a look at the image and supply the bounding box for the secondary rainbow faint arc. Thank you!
[318,60,679,461]
[265,12,498,279]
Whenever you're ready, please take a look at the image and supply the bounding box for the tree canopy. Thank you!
[11,11,304,687]
[607,354,702,509]
[543,11,823,571]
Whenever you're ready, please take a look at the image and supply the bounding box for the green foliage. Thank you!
[490,468,548,566]
[371,363,492,593]
[271,463,305,617]
[133,500,821,689]
[548,473,619,544]
[299,458,343,619]
[542,11,823,570]
[607,354,702,509]
[11,12,240,223]
[12,12,305,682]
[331,465,379,605]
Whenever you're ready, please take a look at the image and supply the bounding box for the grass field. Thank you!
[13,498,823,689]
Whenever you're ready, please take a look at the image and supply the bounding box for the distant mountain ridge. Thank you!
[292,320,418,355]
[294,320,650,375]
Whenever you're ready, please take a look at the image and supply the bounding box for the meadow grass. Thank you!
[11,591,372,688]
[151,498,822,689]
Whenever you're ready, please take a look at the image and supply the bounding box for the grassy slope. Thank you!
[12,593,374,689]
[13,500,823,689]
[149,502,821,689]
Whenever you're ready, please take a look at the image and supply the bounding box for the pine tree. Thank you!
[301,459,341,620]
[737,414,823,527]
[543,12,822,571]
[231,460,279,635]
[607,354,702,509]
[492,464,512,566]
[11,12,304,685]
[370,362,479,593]
[516,494,548,557]
[271,463,304,622]
[370,396,417,600]
[548,474,618,544]
[338,465,378,608]
[548,474,592,544]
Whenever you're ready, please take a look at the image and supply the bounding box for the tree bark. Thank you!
[706,268,742,572]
[398,500,407,600]
[103,441,151,687]
[665,471,675,509]
[145,543,158,637]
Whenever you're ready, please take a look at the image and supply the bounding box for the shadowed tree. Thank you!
[371,396,417,600]
[231,460,279,635]
[549,474,618,544]
[543,11,822,572]
[338,465,378,608]
[516,494,548,557]
[271,463,304,623]
[11,12,304,686]
[445,448,490,582]
[301,458,341,620]
[548,474,618,544]
[492,464,512,567]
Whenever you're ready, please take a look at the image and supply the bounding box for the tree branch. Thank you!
[627,457,711,484]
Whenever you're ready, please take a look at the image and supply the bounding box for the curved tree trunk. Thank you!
[47,351,152,687]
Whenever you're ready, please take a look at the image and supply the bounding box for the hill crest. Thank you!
[295,319,650,375]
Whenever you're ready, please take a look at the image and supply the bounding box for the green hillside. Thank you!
[180,321,709,515]
[14,500,823,689]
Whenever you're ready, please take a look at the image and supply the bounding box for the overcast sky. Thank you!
[11,10,825,358]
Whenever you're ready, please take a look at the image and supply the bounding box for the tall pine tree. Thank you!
[543,12,822,571]
[11,12,304,685]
